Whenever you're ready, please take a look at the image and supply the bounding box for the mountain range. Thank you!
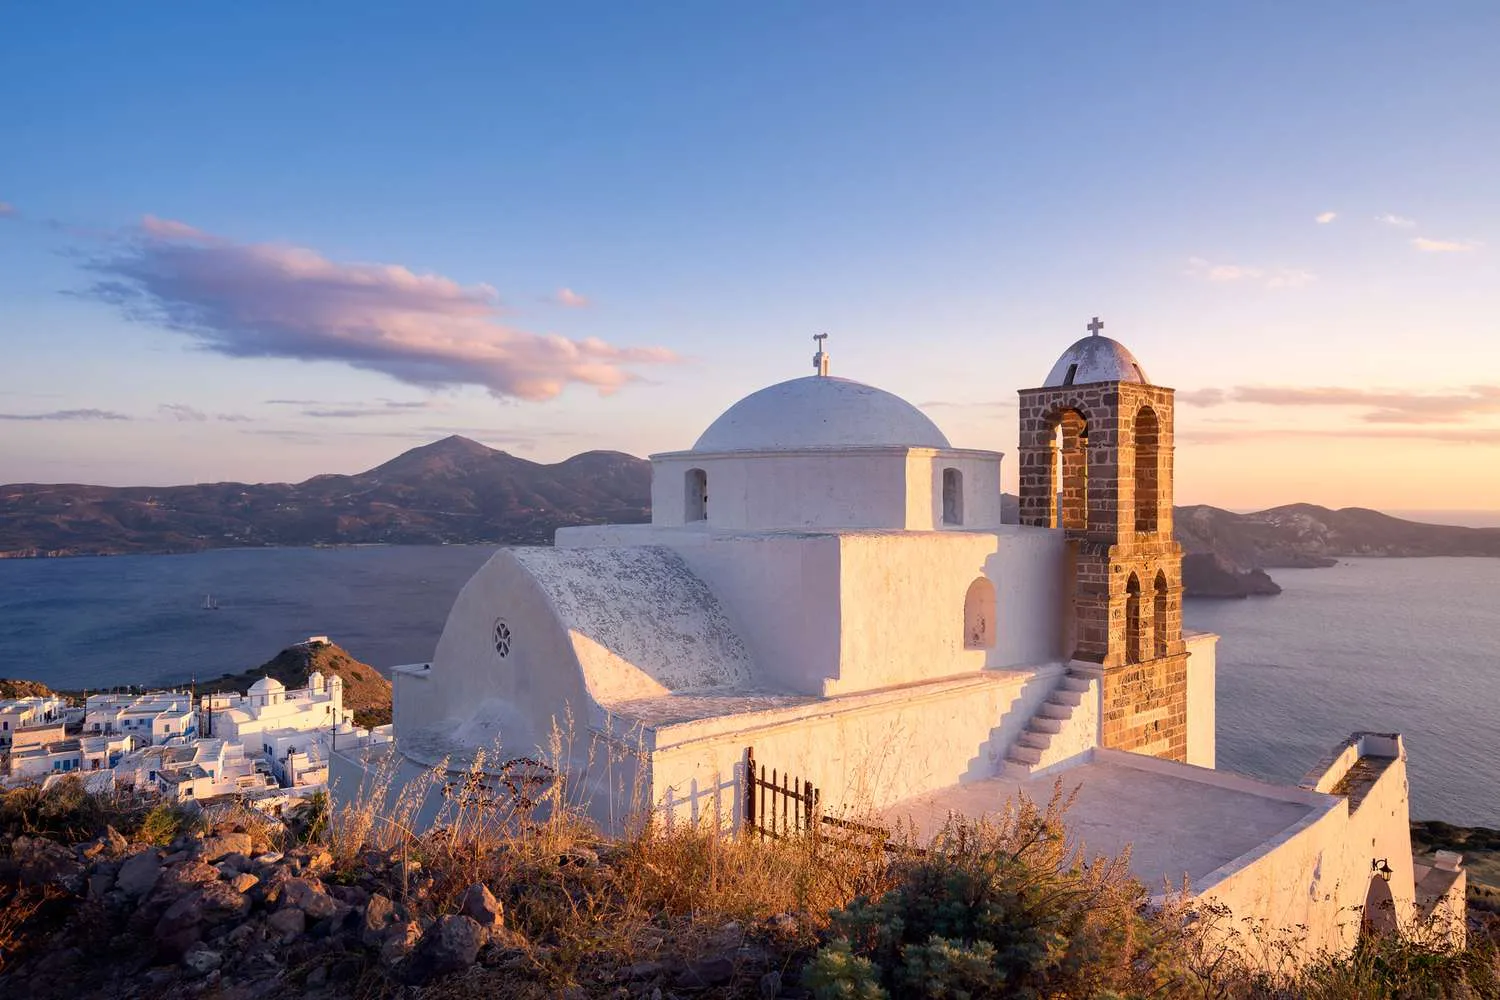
[4,435,1497,597]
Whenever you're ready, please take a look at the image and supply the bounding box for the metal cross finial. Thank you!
[1087,316,1104,337]
[812,333,830,376]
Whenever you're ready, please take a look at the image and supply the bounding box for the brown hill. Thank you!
[0,679,56,700]
[203,641,392,729]
[0,436,651,558]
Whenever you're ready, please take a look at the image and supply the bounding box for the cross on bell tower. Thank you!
[812,333,831,376]
[1087,316,1104,337]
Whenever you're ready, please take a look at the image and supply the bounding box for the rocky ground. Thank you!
[0,816,810,1000]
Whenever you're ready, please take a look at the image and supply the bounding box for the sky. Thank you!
[1,2,1497,513]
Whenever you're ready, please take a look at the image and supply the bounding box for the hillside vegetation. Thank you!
[0,775,1494,999]
[0,679,57,700]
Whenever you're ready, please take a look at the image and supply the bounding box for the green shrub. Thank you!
[136,802,196,846]
[808,787,1181,999]
[804,938,888,1000]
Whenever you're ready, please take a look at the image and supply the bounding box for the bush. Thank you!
[808,786,1182,999]
[136,802,197,847]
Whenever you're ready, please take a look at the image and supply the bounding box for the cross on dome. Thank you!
[812,332,831,376]
[1087,316,1104,337]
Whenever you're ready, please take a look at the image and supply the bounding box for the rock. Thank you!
[408,914,484,981]
[280,877,338,918]
[153,860,221,899]
[253,851,284,866]
[329,883,369,908]
[676,956,737,989]
[162,850,190,865]
[764,912,799,937]
[199,831,254,862]
[157,882,252,945]
[104,825,129,854]
[182,946,223,976]
[231,872,260,894]
[268,907,307,943]
[88,871,117,899]
[15,836,84,887]
[380,920,421,967]
[458,882,504,927]
[759,970,782,999]
[362,892,397,946]
[306,964,328,987]
[626,960,669,979]
[115,850,162,898]
[219,851,253,872]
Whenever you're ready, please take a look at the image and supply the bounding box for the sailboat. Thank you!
[202,594,219,611]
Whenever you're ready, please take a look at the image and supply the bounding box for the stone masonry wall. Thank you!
[1016,378,1186,761]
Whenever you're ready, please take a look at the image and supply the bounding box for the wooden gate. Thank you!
[742,746,902,852]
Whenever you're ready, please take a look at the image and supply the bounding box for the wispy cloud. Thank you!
[1377,213,1417,228]
[1315,211,1337,224]
[268,398,436,418]
[554,287,589,308]
[1411,237,1482,253]
[1176,388,1228,406]
[80,218,677,400]
[1182,384,1500,424]
[1185,257,1315,289]
[0,201,16,219]
[159,403,208,422]
[0,408,131,422]
[1180,425,1500,446]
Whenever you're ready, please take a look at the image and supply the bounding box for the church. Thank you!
[331,323,1465,961]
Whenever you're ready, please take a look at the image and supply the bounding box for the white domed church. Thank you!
[333,325,1464,960]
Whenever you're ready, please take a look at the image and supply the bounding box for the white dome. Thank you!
[1044,335,1150,387]
[693,376,951,453]
[248,676,286,695]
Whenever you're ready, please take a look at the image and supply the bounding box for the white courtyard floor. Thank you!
[881,749,1328,893]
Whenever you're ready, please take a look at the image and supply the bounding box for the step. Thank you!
[1060,675,1092,694]
[1019,731,1052,750]
[1008,745,1043,766]
[1039,702,1072,721]
[1028,716,1063,735]
[1048,689,1084,708]
[1000,760,1033,780]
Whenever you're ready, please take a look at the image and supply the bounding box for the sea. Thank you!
[0,547,1496,827]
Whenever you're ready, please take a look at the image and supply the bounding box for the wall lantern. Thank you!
[1371,858,1394,882]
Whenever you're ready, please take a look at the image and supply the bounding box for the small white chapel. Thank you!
[332,324,1465,960]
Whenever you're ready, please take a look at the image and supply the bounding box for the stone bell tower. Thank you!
[1017,319,1187,761]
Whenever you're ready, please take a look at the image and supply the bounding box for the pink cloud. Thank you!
[554,287,589,308]
[84,222,677,400]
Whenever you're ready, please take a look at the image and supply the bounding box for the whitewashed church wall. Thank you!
[1185,631,1218,769]
[913,452,1005,530]
[651,452,912,530]
[644,667,1065,828]
[404,550,592,761]
[1193,747,1418,965]
[986,526,1070,668]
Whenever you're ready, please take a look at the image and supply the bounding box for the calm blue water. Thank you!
[0,546,497,690]
[0,548,1495,826]
[1186,557,1500,828]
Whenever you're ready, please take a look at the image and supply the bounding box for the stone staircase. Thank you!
[1001,670,1096,779]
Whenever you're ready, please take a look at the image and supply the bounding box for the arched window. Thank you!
[963,577,996,650]
[684,468,708,522]
[1153,571,1170,658]
[1053,410,1089,531]
[1134,406,1160,534]
[1125,573,1143,664]
[942,468,964,525]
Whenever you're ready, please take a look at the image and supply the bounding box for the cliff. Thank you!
[0,679,56,700]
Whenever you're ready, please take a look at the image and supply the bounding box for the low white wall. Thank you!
[1185,631,1218,769]
[643,666,1062,828]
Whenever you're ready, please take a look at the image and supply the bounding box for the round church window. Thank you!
[493,619,512,658]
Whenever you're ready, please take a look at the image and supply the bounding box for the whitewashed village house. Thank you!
[0,695,68,749]
[338,326,1454,959]
[84,691,196,744]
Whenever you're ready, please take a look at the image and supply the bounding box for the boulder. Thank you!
[153,860,221,900]
[14,836,84,888]
[182,946,224,977]
[380,921,421,967]
[362,892,397,947]
[199,832,254,863]
[231,872,261,894]
[407,914,484,981]
[115,850,162,899]
[267,907,307,943]
[157,882,251,940]
[458,883,504,927]
[280,877,339,919]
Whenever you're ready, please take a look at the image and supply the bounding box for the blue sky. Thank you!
[2,2,1497,510]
